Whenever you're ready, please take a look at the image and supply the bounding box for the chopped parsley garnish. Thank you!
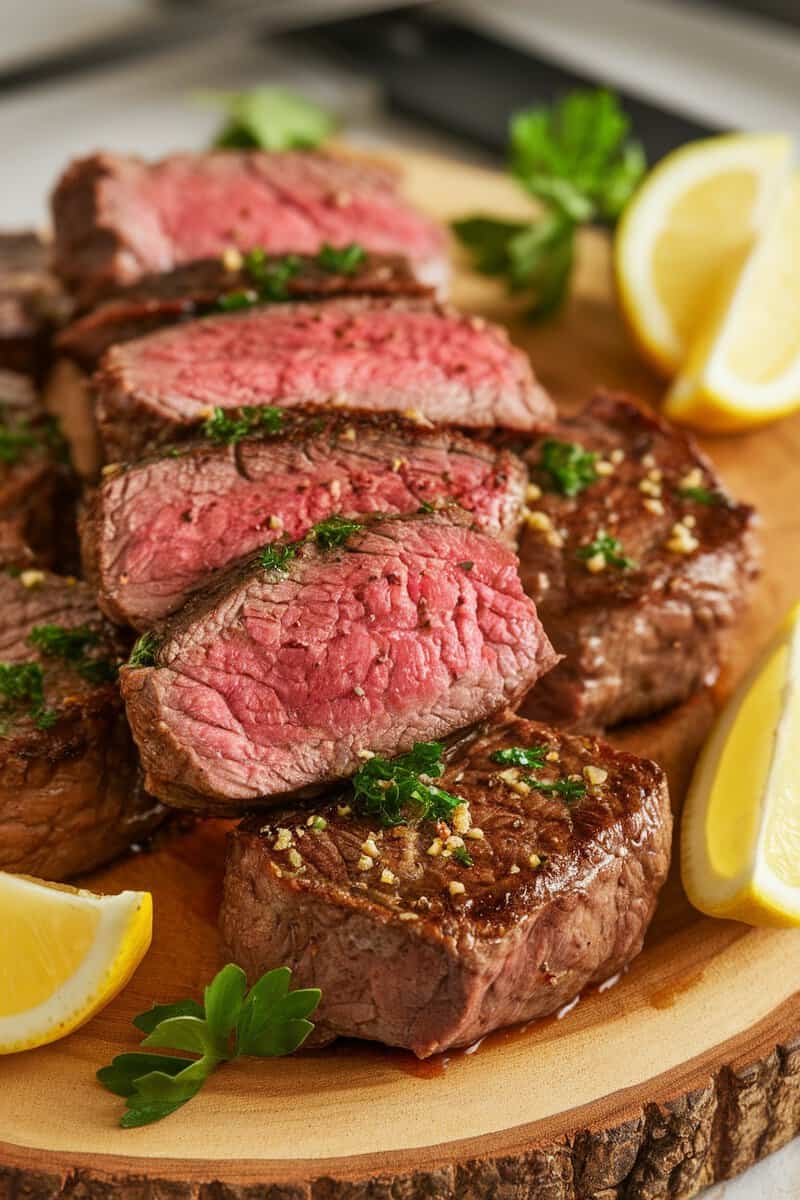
[216,250,302,310]
[29,624,117,686]
[352,741,462,828]
[539,439,598,496]
[97,963,320,1127]
[491,745,548,769]
[310,515,363,551]
[217,289,256,312]
[258,543,297,572]
[0,662,57,731]
[0,421,36,465]
[202,405,284,446]
[678,485,722,506]
[529,776,587,804]
[208,87,336,152]
[316,242,366,275]
[128,632,161,669]
[576,531,636,570]
[417,500,435,514]
[451,845,474,868]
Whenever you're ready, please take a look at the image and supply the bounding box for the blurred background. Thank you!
[2,0,800,225]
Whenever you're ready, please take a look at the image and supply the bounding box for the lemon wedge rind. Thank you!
[615,132,792,376]
[681,603,800,928]
[0,874,152,1054]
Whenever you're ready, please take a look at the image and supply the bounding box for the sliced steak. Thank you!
[220,712,671,1057]
[517,392,759,729]
[51,151,448,307]
[0,369,75,567]
[57,252,430,369]
[120,511,557,810]
[82,415,528,629]
[0,569,164,879]
[0,232,66,376]
[95,298,552,462]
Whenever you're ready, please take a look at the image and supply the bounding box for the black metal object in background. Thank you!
[276,5,719,164]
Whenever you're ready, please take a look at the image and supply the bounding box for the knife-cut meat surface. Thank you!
[51,150,448,306]
[517,392,759,729]
[82,415,528,629]
[0,232,65,375]
[221,713,671,1057]
[121,512,557,810]
[94,298,553,462]
[0,569,164,880]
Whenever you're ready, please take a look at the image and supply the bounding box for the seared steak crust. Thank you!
[51,151,448,306]
[221,712,671,1057]
[518,393,759,729]
[0,570,164,879]
[94,297,552,463]
[57,252,430,369]
[0,233,66,376]
[82,415,529,630]
[121,512,557,810]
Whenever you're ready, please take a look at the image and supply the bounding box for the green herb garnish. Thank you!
[528,777,587,804]
[29,624,117,686]
[539,438,598,497]
[316,242,366,275]
[678,485,721,506]
[259,543,297,572]
[202,405,284,445]
[206,87,337,152]
[491,745,548,769]
[0,421,36,465]
[576,531,637,570]
[451,845,474,868]
[97,963,320,1127]
[128,631,161,669]
[310,515,363,551]
[0,662,57,730]
[453,89,645,318]
[353,741,462,828]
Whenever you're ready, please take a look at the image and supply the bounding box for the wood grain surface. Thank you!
[1,147,798,1200]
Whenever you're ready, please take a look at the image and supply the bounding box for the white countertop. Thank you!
[1,5,798,1195]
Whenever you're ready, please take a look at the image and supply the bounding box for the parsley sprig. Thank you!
[311,515,363,551]
[128,631,161,669]
[491,745,548,769]
[98,964,320,1127]
[353,741,462,828]
[0,663,57,731]
[530,777,586,804]
[28,623,117,685]
[577,531,637,570]
[453,89,645,318]
[202,405,285,445]
[316,242,366,275]
[206,87,336,152]
[539,439,598,497]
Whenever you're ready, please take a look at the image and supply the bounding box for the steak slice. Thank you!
[0,232,66,376]
[220,712,671,1057]
[120,511,557,810]
[517,392,759,729]
[56,252,430,369]
[95,297,552,462]
[0,569,164,880]
[82,415,529,630]
[0,369,75,567]
[51,151,448,306]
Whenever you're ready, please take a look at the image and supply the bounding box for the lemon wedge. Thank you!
[681,603,800,927]
[665,172,800,432]
[0,873,152,1054]
[615,133,791,375]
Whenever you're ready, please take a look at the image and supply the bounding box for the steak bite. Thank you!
[0,369,74,567]
[51,151,448,306]
[517,392,759,730]
[57,251,430,370]
[0,232,66,376]
[120,511,557,810]
[94,297,552,463]
[0,569,164,880]
[82,415,529,630]
[220,713,672,1057]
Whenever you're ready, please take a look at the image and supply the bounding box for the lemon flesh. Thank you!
[615,133,791,375]
[0,873,152,1053]
[665,172,800,432]
[681,603,800,927]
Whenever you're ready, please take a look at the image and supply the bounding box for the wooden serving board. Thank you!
[2,148,799,1200]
